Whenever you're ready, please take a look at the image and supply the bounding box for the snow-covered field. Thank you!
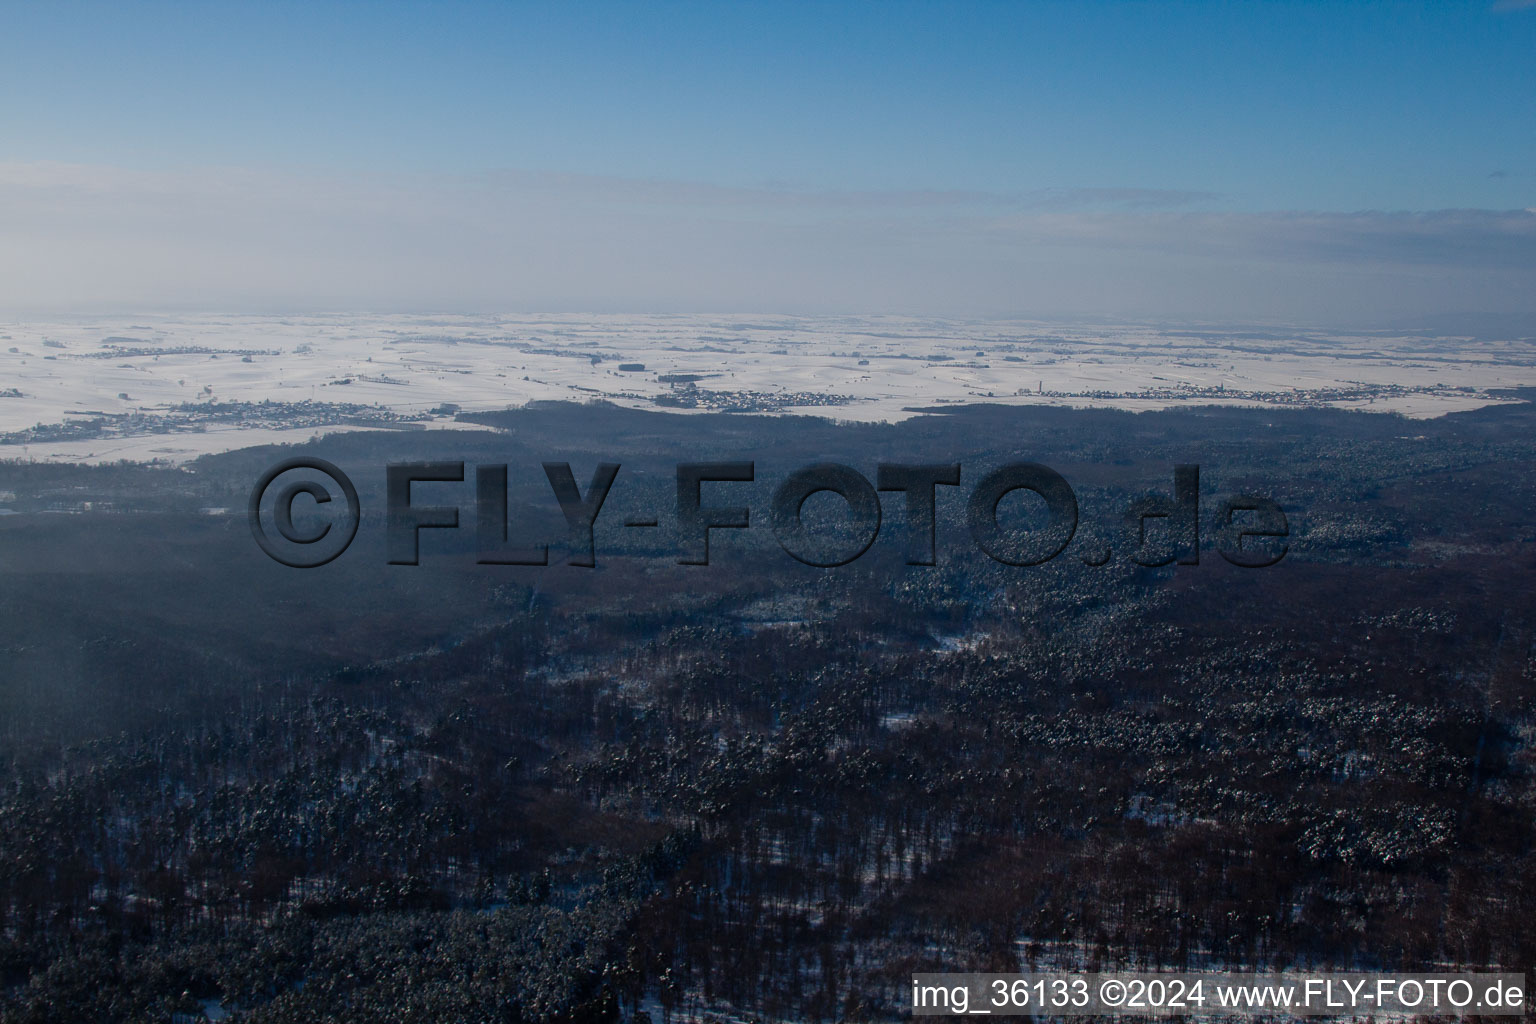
[3,313,1534,463]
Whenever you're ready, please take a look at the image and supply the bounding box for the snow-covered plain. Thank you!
[2,313,1534,463]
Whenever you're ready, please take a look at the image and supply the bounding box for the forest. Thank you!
[1,397,1533,1022]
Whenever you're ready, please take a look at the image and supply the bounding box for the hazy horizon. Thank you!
[3,2,1533,321]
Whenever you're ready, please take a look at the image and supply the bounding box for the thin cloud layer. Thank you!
[0,162,1530,321]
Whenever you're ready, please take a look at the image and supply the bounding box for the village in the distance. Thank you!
[3,313,1533,465]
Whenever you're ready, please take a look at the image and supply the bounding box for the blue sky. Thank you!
[1,1,1533,318]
